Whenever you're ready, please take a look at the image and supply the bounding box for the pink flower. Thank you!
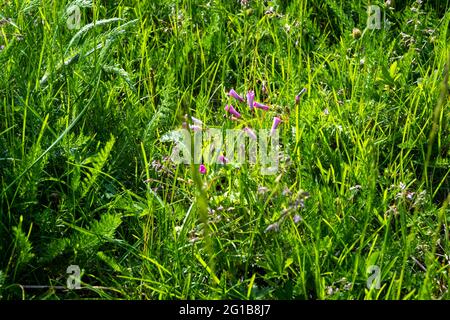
[228,89,245,102]
[243,127,257,141]
[199,164,206,174]
[253,101,269,111]
[271,116,282,135]
[295,88,307,104]
[225,104,241,118]
[218,155,229,164]
[247,90,255,110]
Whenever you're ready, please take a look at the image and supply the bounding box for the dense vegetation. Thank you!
[0,0,449,299]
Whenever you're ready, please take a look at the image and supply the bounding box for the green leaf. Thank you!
[81,134,116,199]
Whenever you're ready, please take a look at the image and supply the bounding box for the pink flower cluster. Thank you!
[225,88,282,136]
[225,89,272,116]
[198,86,306,175]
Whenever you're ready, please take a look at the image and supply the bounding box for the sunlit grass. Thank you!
[0,0,449,300]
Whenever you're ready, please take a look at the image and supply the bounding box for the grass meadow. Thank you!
[0,0,449,300]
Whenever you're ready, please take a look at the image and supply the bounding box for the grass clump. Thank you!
[0,0,449,300]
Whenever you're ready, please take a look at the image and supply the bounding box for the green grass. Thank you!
[0,0,449,300]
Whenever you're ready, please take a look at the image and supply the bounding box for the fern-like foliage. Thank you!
[63,132,93,196]
[80,135,116,200]
[40,213,122,264]
[15,115,49,206]
[9,217,35,279]
[144,71,177,141]
[72,213,122,255]
[97,251,128,274]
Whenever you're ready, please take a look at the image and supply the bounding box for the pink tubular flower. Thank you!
[225,104,241,118]
[253,101,269,111]
[228,89,245,102]
[199,164,206,174]
[247,90,255,110]
[271,116,282,135]
[243,127,257,141]
[218,155,229,164]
